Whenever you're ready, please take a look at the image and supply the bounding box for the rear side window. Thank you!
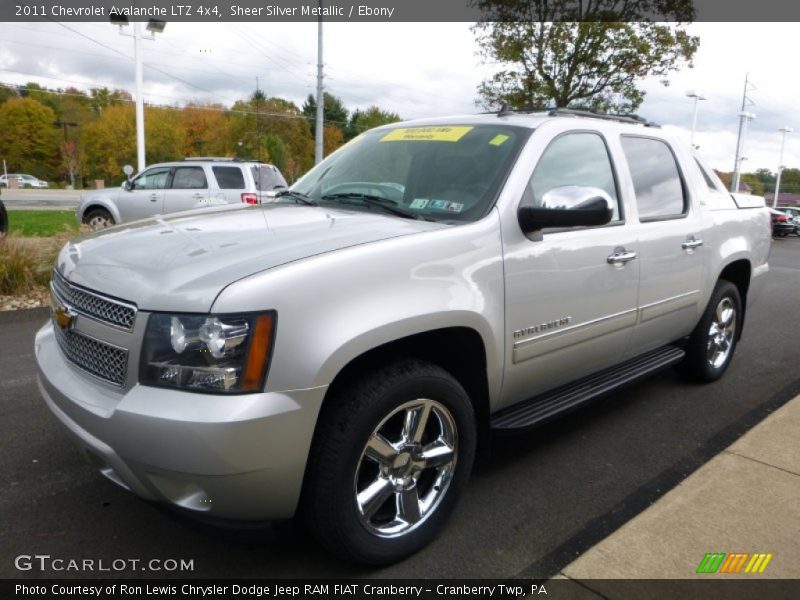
[621,137,686,220]
[252,165,287,191]
[212,166,245,189]
[171,167,207,190]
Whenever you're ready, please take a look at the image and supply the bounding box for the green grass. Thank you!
[6,210,79,237]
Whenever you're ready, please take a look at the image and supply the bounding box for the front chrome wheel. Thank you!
[354,398,458,538]
[707,297,736,369]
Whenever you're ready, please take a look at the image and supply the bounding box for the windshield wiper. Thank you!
[321,193,422,220]
[274,190,318,206]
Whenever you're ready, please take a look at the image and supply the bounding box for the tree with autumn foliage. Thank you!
[0,97,60,178]
[473,0,699,113]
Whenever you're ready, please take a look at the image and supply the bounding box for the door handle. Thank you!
[192,193,205,199]
[682,238,704,250]
[149,193,158,202]
[607,248,637,265]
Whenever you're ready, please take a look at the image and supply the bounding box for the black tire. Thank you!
[301,359,476,565]
[679,280,742,383]
[83,208,114,230]
[0,200,7,237]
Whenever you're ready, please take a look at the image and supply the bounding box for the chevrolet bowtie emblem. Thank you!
[53,303,75,330]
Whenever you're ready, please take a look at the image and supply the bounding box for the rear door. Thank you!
[621,136,711,354]
[162,166,211,214]
[211,165,247,204]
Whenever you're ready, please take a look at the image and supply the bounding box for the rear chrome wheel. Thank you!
[354,399,458,538]
[706,297,736,370]
[679,280,741,383]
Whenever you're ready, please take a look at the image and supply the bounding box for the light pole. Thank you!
[685,90,706,148]
[111,17,166,173]
[732,111,756,194]
[773,126,793,208]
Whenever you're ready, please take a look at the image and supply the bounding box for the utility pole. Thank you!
[315,0,324,165]
[773,126,793,208]
[731,73,756,193]
[256,76,262,163]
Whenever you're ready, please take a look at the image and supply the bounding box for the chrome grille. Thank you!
[52,319,128,386]
[52,270,137,330]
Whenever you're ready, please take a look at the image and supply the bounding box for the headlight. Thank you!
[140,311,276,393]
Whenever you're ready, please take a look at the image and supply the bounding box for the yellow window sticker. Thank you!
[381,126,474,143]
[489,134,509,146]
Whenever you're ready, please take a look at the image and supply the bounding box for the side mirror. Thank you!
[518,186,614,233]
[123,180,132,191]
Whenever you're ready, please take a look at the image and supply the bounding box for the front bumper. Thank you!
[35,321,327,520]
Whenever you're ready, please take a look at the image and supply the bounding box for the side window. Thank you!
[621,137,686,220]
[171,167,207,190]
[132,167,170,190]
[528,132,621,221]
[212,166,245,189]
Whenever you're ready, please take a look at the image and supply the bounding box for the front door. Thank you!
[118,166,169,222]
[501,131,640,409]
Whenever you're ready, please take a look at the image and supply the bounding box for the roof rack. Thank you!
[547,107,660,127]
[487,104,659,127]
[182,157,246,162]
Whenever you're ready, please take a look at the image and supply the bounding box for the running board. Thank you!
[491,345,685,432]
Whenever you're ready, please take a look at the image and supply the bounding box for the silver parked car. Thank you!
[37,111,770,564]
[76,158,287,229]
[0,173,49,188]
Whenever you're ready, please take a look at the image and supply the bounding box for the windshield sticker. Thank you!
[428,200,464,213]
[410,198,430,209]
[489,134,510,146]
[380,126,474,143]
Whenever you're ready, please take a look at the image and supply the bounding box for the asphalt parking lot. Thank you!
[0,189,81,210]
[1,237,799,580]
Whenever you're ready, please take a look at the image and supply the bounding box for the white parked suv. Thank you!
[76,158,287,229]
[38,110,771,564]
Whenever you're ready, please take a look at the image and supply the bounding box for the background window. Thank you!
[621,137,686,220]
[171,167,207,190]
[132,167,169,190]
[528,132,621,221]
[212,166,245,189]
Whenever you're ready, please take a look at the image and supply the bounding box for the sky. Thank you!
[0,20,798,173]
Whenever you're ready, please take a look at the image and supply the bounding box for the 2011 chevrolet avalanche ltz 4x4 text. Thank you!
[36,109,771,564]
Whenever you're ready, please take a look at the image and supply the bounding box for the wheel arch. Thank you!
[716,258,751,339]
[320,326,492,457]
[80,202,118,225]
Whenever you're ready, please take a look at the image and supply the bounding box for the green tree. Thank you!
[346,106,401,140]
[0,97,60,179]
[302,92,349,137]
[473,0,699,113]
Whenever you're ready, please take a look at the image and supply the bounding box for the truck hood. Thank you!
[57,204,447,312]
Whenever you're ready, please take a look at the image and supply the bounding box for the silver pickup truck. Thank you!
[35,110,771,565]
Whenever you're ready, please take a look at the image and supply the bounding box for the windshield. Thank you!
[292,124,530,222]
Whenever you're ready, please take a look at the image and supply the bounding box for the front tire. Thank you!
[302,359,476,565]
[83,208,114,230]
[679,280,741,382]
